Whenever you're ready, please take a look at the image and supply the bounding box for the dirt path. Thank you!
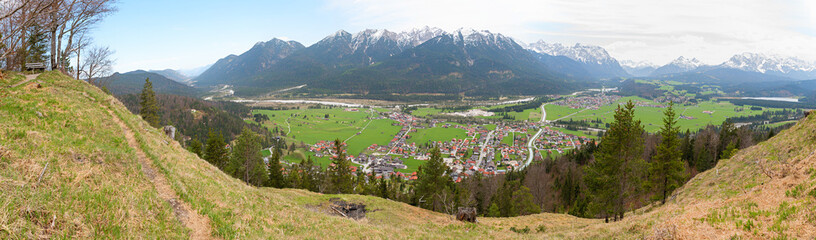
[9,73,40,88]
[106,108,214,239]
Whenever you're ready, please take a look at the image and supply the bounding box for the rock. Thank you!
[456,207,477,223]
[163,126,176,139]
[35,111,43,118]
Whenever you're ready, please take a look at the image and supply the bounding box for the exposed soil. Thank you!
[106,107,215,239]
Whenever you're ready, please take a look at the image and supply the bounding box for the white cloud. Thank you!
[326,0,816,64]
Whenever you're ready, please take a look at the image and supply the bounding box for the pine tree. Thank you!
[378,177,389,199]
[414,147,452,211]
[25,24,49,68]
[512,186,541,215]
[188,138,203,158]
[229,128,268,186]
[648,102,686,204]
[487,203,500,217]
[204,130,228,170]
[139,78,160,127]
[585,100,645,221]
[300,156,318,192]
[268,147,286,188]
[327,139,353,194]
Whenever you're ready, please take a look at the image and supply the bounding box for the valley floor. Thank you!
[2,72,815,239]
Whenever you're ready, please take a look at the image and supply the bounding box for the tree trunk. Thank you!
[76,47,80,80]
[49,28,56,70]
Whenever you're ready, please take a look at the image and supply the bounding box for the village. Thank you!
[302,105,593,182]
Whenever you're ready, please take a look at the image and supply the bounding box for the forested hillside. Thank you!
[116,93,274,145]
[3,72,814,239]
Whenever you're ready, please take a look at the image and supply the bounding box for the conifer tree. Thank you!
[268,146,286,188]
[204,130,228,170]
[648,102,686,204]
[585,100,645,221]
[188,138,203,158]
[299,156,318,192]
[414,147,453,211]
[327,139,353,194]
[512,186,541,215]
[139,78,160,127]
[25,24,49,68]
[487,203,500,217]
[229,128,268,186]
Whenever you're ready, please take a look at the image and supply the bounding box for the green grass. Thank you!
[544,104,582,121]
[344,119,402,155]
[0,71,186,238]
[396,156,426,174]
[764,120,797,128]
[411,107,442,117]
[254,108,400,155]
[558,96,779,132]
[502,132,517,146]
[408,125,468,145]
[5,70,816,239]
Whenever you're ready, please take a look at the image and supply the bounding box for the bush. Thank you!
[510,226,530,234]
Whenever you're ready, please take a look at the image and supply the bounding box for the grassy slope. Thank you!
[1,72,186,238]
[3,72,815,239]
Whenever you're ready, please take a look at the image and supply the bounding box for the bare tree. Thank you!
[44,0,116,73]
[0,0,51,70]
[79,44,111,85]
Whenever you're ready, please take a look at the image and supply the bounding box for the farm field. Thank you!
[251,92,789,174]
[408,125,469,145]
[557,96,779,132]
[254,108,401,155]
[544,104,583,121]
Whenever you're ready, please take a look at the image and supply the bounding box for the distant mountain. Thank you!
[101,70,200,97]
[526,41,629,78]
[315,28,579,96]
[529,52,595,80]
[650,56,707,76]
[179,64,212,79]
[194,38,305,87]
[655,67,794,86]
[720,53,816,80]
[148,69,189,83]
[194,27,447,92]
[619,60,658,77]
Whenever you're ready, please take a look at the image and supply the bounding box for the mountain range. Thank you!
[186,27,816,97]
[101,70,200,97]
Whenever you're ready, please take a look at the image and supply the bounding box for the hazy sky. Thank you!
[93,0,816,73]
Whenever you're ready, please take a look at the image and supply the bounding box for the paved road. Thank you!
[476,130,496,167]
[522,104,547,169]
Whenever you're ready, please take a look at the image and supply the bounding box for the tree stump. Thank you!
[456,207,477,223]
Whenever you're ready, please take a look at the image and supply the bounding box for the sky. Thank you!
[92,0,816,73]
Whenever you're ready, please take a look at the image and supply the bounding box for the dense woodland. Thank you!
[118,90,275,146]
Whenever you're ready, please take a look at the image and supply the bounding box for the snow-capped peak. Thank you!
[619,60,657,69]
[668,56,704,70]
[448,28,516,48]
[525,40,616,65]
[721,52,816,74]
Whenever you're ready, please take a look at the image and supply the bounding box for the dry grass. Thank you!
[2,71,815,239]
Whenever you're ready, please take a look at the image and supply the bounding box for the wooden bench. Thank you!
[25,62,47,72]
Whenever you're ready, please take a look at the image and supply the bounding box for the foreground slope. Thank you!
[2,72,815,239]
